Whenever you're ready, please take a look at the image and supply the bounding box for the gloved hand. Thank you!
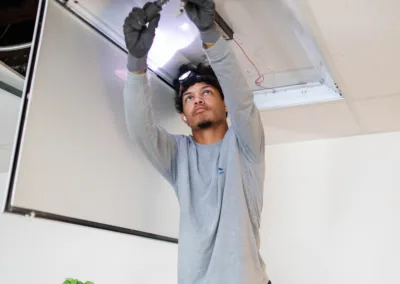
[185,0,220,45]
[123,2,161,72]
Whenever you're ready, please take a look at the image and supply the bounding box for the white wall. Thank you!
[2,131,399,284]
[0,178,178,284]
[261,131,400,284]
[1,95,399,284]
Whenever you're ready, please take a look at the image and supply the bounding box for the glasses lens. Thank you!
[179,70,192,81]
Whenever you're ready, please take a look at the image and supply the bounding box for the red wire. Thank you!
[233,38,273,90]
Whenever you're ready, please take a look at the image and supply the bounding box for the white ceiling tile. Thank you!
[353,94,400,133]
[304,0,400,100]
[260,100,361,144]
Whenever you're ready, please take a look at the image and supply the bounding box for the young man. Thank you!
[123,1,270,283]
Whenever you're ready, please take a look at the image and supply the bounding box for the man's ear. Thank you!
[180,113,187,124]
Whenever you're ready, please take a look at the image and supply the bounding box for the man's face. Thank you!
[180,82,227,130]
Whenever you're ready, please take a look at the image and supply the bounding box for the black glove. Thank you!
[185,0,220,44]
[123,2,161,72]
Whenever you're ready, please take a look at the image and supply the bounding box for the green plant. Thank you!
[63,278,94,284]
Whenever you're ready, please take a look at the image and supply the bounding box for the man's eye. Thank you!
[204,90,212,95]
[185,96,193,102]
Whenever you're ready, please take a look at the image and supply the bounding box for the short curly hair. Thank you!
[173,63,225,113]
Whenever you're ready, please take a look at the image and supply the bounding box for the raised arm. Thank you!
[205,38,265,162]
[123,73,177,185]
[123,3,177,184]
[185,0,265,162]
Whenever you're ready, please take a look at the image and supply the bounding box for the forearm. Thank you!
[204,37,265,162]
[123,71,152,140]
[204,38,253,112]
[123,71,177,183]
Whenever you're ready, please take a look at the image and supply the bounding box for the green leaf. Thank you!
[63,278,93,284]
[63,279,78,284]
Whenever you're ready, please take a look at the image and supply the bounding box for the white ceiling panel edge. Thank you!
[254,82,342,110]
[280,0,339,92]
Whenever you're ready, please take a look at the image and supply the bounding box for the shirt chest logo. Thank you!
[218,167,225,175]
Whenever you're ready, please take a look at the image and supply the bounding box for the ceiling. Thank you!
[0,0,38,76]
[260,0,400,144]
[1,0,400,146]
[60,0,320,89]
[57,0,400,144]
[215,0,320,90]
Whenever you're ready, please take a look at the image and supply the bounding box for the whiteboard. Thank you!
[7,0,187,241]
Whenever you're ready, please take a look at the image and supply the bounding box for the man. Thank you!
[123,1,270,283]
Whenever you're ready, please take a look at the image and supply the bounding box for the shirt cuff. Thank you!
[200,26,221,45]
[127,54,147,73]
[202,36,229,63]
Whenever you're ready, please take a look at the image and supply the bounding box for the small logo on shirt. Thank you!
[218,167,224,175]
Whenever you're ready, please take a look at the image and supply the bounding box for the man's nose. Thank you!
[194,97,204,104]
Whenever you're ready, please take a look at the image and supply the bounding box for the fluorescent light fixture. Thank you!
[253,82,342,110]
[58,0,342,109]
[58,0,197,75]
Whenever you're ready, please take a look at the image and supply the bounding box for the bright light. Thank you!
[179,23,190,31]
[148,27,197,69]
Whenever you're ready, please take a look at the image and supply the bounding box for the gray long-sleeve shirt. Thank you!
[123,36,269,284]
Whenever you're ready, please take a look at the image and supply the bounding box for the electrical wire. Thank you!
[233,37,274,90]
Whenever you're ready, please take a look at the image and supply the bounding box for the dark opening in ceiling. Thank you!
[0,0,39,76]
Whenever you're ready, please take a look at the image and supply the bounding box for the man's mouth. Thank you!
[193,106,207,115]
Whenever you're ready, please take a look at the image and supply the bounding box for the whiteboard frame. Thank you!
[4,0,178,244]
